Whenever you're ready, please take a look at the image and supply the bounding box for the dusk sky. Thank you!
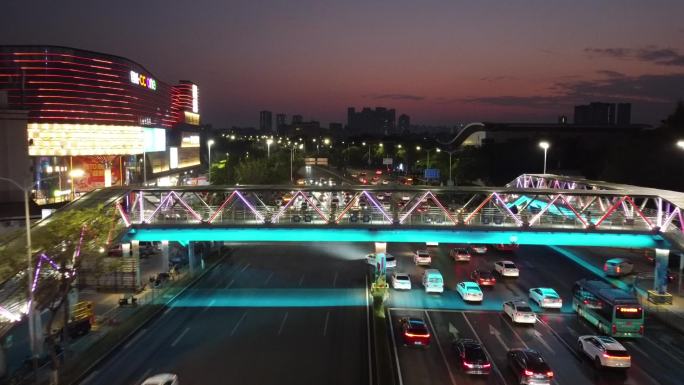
[2,0,684,127]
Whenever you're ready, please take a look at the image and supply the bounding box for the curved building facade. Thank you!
[0,46,202,199]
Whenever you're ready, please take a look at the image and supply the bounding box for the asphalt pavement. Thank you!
[383,243,684,385]
[80,243,373,385]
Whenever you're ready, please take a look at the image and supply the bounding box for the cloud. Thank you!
[595,70,626,78]
[585,46,684,66]
[370,93,424,101]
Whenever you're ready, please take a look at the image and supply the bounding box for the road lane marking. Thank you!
[499,314,530,349]
[462,313,507,385]
[263,272,274,286]
[387,309,404,385]
[239,263,250,273]
[201,299,216,313]
[566,326,578,337]
[171,327,190,347]
[162,307,172,317]
[298,274,305,286]
[642,336,684,367]
[333,271,338,287]
[123,328,147,350]
[277,312,289,335]
[625,341,651,359]
[366,275,373,385]
[323,310,330,336]
[230,311,248,336]
[224,279,235,289]
[448,322,460,340]
[532,329,555,354]
[424,310,457,385]
[489,325,510,351]
[537,318,580,360]
[80,370,99,385]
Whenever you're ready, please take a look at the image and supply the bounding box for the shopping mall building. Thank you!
[0,45,203,205]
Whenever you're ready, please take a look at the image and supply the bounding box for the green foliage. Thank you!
[210,151,302,185]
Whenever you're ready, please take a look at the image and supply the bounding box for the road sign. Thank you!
[383,158,393,165]
[424,168,440,180]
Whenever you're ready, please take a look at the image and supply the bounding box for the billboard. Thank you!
[72,156,123,191]
[424,168,440,180]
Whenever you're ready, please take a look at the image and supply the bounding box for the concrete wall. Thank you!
[0,109,30,202]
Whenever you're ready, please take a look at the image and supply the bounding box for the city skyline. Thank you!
[1,1,683,127]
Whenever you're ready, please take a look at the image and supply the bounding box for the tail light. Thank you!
[482,363,491,368]
[639,325,644,335]
[547,371,554,377]
[611,324,617,334]
[404,331,430,338]
[616,266,621,274]
[603,264,608,272]
[463,362,475,368]
[524,370,534,376]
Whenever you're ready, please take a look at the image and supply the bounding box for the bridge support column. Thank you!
[131,240,142,290]
[374,242,387,254]
[161,240,170,271]
[188,242,197,274]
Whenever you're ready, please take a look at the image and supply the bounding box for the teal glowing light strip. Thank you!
[125,227,667,248]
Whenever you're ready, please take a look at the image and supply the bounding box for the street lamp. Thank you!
[677,140,684,149]
[539,141,550,174]
[69,169,85,200]
[266,138,274,158]
[290,143,304,183]
[207,139,215,178]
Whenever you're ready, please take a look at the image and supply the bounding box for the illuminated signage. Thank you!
[27,123,145,156]
[192,84,199,113]
[129,70,157,90]
[169,147,178,169]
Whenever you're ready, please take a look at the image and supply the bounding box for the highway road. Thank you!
[384,243,684,385]
[80,243,373,385]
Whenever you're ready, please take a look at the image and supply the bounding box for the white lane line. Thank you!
[239,263,250,273]
[277,312,289,336]
[332,271,338,288]
[323,310,331,336]
[366,275,373,385]
[626,341,651,360]
[170,327,190,347]
[642,336,684,367]
[536,318,579,359]
[500,314,530,349]
[298,274,305,286]
[424,310,457,385]
[387,309,404,385]
[201,299,216,313]
[161,307,172,317]
[123,328,147,349]
[135,369,152,385]
[224,279,235,289]
[462,313,507,385]
[230,311,248,336]
[264,272,274,286]
[80,370,99,385]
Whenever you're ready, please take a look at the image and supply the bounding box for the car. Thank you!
[503,300,536,324]
[391,272,412,290]
[604,258,634,277]
[422,269,444,293]
[469,244,488,254]
[529,288,562,309]
[494,243,519,252]
[470,269,496,286]
[296,178,306,185]
[456,281,484,302]
[507,349,553,385]
[494,260,519,277]
[450,248,471,262]
[414,249,432,265]
[452,338,491,375]
[399,317,431,347]
[375,169,383,175]
[381,179,390,185]
[141,373,179,385]
[366,253,396,269]
[577,335,631,370]
[350,173,358,178]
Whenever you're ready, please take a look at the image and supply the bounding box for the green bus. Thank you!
[572,279,644,338]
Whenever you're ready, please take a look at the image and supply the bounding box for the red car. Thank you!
[470,270,496,287]
[399,317,431,347]
[494,243,519,252]
[375,169,383,175]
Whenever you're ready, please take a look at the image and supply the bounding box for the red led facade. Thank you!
[0,45,197,128]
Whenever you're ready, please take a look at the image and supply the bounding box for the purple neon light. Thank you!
[273,191,299,222]
[662,208,679,230]
[529,195,561,226]
[143,191,176,223]
[679,210,684,234]
[138,191,144,224]
[400,191,430,223]
[0,305,19,322]
[361,191,392,222]
[116,201,131,227]
[234,190,265,222]
[169,191,203,221]
[492,192,523,225]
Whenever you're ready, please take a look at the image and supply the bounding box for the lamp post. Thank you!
[267,138,273,159]
[0,176,46,365]
[443,149,457,186]
[69,169,85,201]
[207,139,215,179]
[539,141,550,174]
[291,143,303,183]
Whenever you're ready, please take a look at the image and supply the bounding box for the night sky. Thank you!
[1,0,683,127]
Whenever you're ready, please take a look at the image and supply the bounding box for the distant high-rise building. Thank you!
[398,114,410,133]
[617,103,631,125]
[574,102,631,125]
[275,113,286,133]
[329,122,343,133]
[347,106,396,135]
[259,110,272,131]
[292,114,303,124]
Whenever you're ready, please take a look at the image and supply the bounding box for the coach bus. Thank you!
[572,279,644,338]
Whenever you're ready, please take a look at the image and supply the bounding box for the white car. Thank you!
[381,179,390,185]
[450,248,471,262]
[503,300,536,324]
[141,373,179,385]
[456,281,483,302]
[414,249,432,265]
[366,253,396,269]
[494,260,519,277]
[529,287,562,309]
[391,272,412,290]
[578,335,631,369]
[469,244,488,254]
